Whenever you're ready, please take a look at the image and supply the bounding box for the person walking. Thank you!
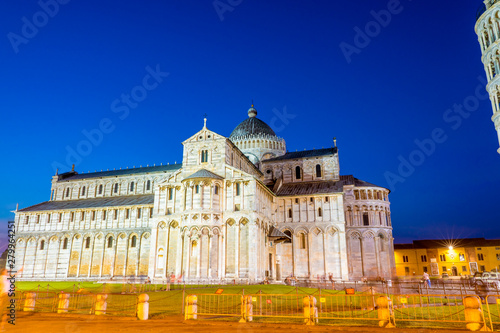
[423,271,431,287]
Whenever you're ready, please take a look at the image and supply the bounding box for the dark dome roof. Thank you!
[230,117,277,138]
[230,106,277,138]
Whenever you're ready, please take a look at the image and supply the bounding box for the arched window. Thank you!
[114,183,119,193]
[168,188,173,200]
[235,183,240,196]
[66,188,70,197]
[201,150,208,163]
[107,237,113,248]
[284,230,292,244]
[98,184,103,194]
[40,240,45,250]
[288,208,292,218]
[214,185,219,195]
[85,237,90,249]
[130,182,134,192]
[295,166,301,180]
[318,207,322,217]
[146,180,151,191]
[363,213,369,226]
[131,235,137,248]
[63,238,68,250]
[316,164,322,178]
[195,185,199,194]
[81,186,86,196]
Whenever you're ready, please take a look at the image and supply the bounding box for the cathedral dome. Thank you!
[229,106,277,138]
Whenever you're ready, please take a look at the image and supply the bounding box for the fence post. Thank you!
[303,295,317,325]
[240,295,253,323]
[137,294,149,320]
[95,294,108,315]
[376,296,395,328]
[259,289,262,316]
[464,296,488,331]
[184,295,197,320]
[56,293,70,313]
[24,292,36,312]
[182,287,185,314]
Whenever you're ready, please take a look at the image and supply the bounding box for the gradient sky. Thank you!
[1,0,498,249]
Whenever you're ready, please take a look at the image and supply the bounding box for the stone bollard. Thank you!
[137,294,149,320]
[376,296,395,328]
[57,293,70,313]
[464,296,489,331]
[303,295,318,325]
[184,295,198,320]
[95,294,108,315]
[239,295,253,323]
[24,292,36,312]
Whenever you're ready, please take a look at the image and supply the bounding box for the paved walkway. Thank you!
[7,313,471,333]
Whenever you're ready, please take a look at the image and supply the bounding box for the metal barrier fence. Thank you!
[13,291,137,317]
[483,294,500,331]
[187,292,492,330]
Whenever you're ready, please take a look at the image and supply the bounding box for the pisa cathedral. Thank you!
[14,106,395,282]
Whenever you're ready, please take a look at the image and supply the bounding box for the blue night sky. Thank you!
[1,0,498,249]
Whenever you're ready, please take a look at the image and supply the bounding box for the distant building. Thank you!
[475,0,500,154]
[14,106,395,282]
[394,238,500,277]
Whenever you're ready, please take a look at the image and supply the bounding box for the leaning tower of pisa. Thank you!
[476,0,500,154]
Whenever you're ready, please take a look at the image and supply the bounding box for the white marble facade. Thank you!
[14,106,395,282]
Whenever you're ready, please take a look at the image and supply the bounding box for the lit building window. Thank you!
[315,164,322,177]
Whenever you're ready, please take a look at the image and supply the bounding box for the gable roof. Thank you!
[263,147,338,162]
[58,164,182,182]
[183,169,224,181]
[19,195,154,212]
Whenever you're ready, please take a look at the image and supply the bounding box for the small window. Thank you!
[480,265,486,272]
[98,184,103,194]
[107,237,113,248]
[85,237,90,249]
[66,188,70,197]
[235,204,240,211]
[363,213,369,226]
[47,214,51,223]
[403,255,409,263]
[59,213,62,222]
[315,164,322,178]
[70,212,74,222]
[114,183,119,193]
[496,253,500,260]
[442,266,447,273]
[478,253,484,261]
[421,255,427,262]
[63,238,68,250]
[131,235,137,248]
[295,166,301,180]
[169,188,173,200]
[130,182,134,192]
[201,150,208,163]
[295,198,299,204]
[137,208,142,218]
[91,211,96,221]
[477,248,482,251]
[325,197,329,202]
[214,185,219,195]
[114,209,118,219]
[440,254,446,261]
[404,267,410,275]
[35,215,39,223]
[149,208,153,218]
[236,183,240,196]
[25,216,29,224]
[299,233,306,249]
[318,207,322,217]
[126,209,130,219]
[423,266,428,273]
[288,208,292,218]
[146,180,151,191]
[81,186,86,196]
[103,211,107,220]
[195,185,199,194]
[310,197,313,203]
[40,240,45,250]
[462,266,467,272]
